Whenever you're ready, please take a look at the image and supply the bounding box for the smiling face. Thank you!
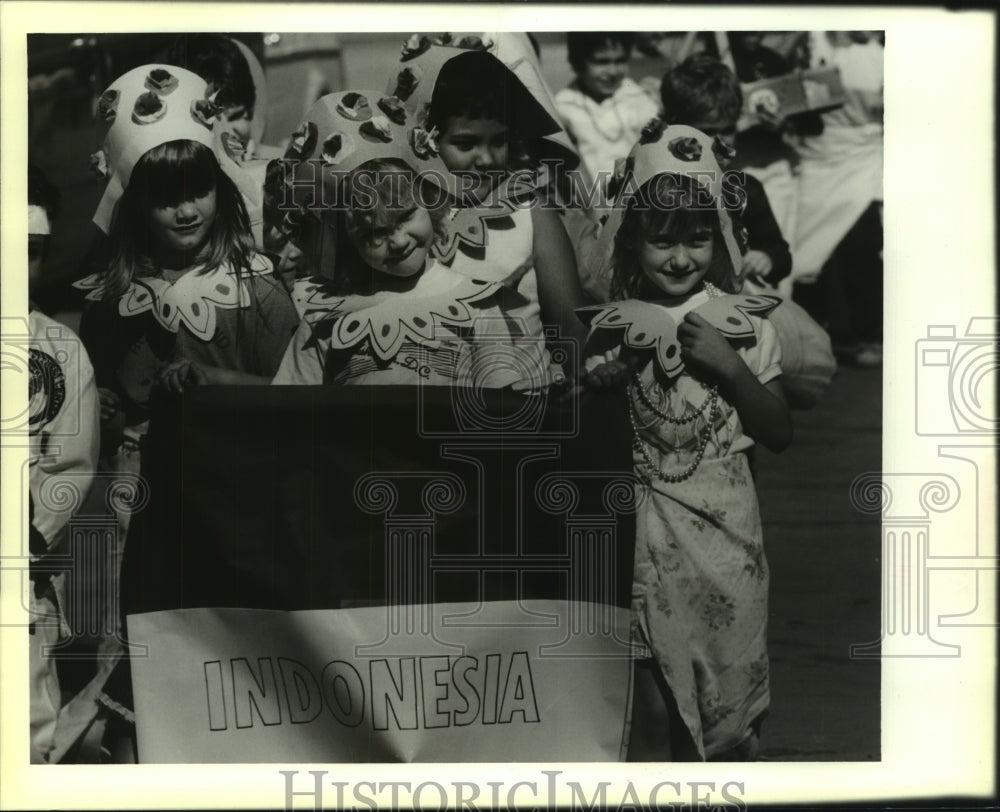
[577,42,629,102]
[348,205,434,278]
[222,104,253,148]
[637,225,715,299]
[147,188,218,258]
[437,115,510,201]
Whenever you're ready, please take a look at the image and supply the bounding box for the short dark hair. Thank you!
[660,54,743,129]
[566,32,634,73]
[28,163,60,220]
[167,33,256,112]
[425,50,555,151]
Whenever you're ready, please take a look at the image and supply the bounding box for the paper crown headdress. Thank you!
[386,34,570,156]
[589,122,746,290]
[279,87,457,203]
[271,88,458,278]
[90,64,262,240]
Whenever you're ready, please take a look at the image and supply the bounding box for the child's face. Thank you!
[437,116,510,201]
[222,105,253,148]
[577,42,629,101]
[147,189,218,257]
[264,224,307,284]
[637,226,714,298]
[349,206,434,279]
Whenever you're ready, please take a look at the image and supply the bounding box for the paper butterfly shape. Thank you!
[577,293,781,380]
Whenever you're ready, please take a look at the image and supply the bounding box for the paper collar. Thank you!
[577,292,780,380]
[292,271,502,361]
[74,254,274,341]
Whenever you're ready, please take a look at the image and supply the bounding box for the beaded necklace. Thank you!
[627,282,723,484]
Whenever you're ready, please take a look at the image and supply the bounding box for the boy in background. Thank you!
[659,54,792,288]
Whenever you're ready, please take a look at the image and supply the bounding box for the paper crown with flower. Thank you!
[90,64,262,241]
[270,88,462,278]
[278,87,459,209]
[386,34,568,151]
[589,121,746,291]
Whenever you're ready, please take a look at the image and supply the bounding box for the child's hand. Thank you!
[156,359,208,394]
[97,387,122,423]
[678,312,744,383]
[741,250,774,282]
[584,360,631,390]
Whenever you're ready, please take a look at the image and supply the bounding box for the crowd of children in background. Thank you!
[24,29,883,764]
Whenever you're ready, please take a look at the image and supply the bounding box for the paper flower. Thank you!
[132,92,166,125]
[667,136,703,162]
[220,130,246,162]
[377,95,407,125]
[401,33,431,61]
[285,121,318,160]
[89,149,109,178]
[190,97,222,128]
[409,126,439,159]
[431,33,453,46]
[145,68,179,95]
[359,116,393,144]
[711,135,736,164]
[336,92,373,122]
[456,35,488,50]
[392,65,423,102]
[321,132,356,165]
[97,89,119,124]
[638,117,666,145]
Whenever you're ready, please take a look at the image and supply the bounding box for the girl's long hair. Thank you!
[327,158,450,294]
[102,139,255,300]
[609,172,740,301]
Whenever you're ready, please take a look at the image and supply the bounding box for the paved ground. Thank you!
[756,363,882,760]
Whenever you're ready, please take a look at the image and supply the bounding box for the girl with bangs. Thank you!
[76,68,299,497]
[271,90,519,388]
[73,65,299,761]
[579,125,792,762]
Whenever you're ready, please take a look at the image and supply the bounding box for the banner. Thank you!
[129,600,633,763]
[121,385,638,615]
[119,384,640,760]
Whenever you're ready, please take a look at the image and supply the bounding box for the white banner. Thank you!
[128,600,634,762]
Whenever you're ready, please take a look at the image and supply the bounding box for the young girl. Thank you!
[580,123,792,761]
[74,65,298,761]
[78,65,298,419]
[388,38,591,386]
[269,89,517,388]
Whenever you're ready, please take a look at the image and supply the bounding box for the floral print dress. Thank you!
[582,287,782,759]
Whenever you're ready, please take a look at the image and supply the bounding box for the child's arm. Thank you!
[741,175,792,285]
[531,205,591,374]
[157,360,273,392]
[678,312,792,452]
